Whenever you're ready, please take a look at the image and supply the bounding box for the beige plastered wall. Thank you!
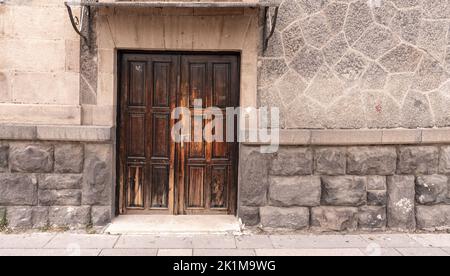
[0,0,81,125]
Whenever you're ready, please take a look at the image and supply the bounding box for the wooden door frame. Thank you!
[116,50,241,216]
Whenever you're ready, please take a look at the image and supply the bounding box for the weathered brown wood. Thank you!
[118,52,239,215]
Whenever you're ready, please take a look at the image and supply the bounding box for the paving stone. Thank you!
[360,234,421,248]
[0,233,55,249]
[361,246,402,257]
[270,235,368,249]
[255,248,364,256]
[115,236,193,249]
[100,249,158,256]
[0,249,101,256]
[158,249,193,256]
[44,234,119,249]
[194,249,255,256]
[235,235,273,249]
[396,247,449,256]
[411,234,450,248]
[191,235,236,249]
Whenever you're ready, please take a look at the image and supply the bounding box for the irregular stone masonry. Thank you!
[240,145,450,232]
[259,0,450,129]
[0,142,113,230]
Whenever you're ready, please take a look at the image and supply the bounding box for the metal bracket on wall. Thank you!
[64,1,90,42]
[263,6,279,53]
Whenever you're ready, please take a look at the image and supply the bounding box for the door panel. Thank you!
[119,52,239,215]
[179,55,239,215]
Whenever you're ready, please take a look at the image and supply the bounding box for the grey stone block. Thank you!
[416,205,450,230]
[9,144,54,173]
[367,176,387,191]
[0,207,6,228]
[238,206,260,227]
[91,206,112,226]
[314,147,346,175]
[0,145,8,172]
[367,190,387,206]
[82,144,113,205]
[38,190,81,206]
[32,207,49,229]
[270,147,312,176]
[240,146,269,206]
[6,207,32,229]
[358,206,387,229]
[344,0,373,44]
[55,144,84,173]
[347,147,397,175]
[49,206,91,229]
[439,146,450,174]
[38,174,82,190]
[354,25,399,59]
[380,44,423,73]
[0,174,37,206]
[398,146,439,175]
[269,176,321,207]
[390,9,422,44]
[387,175,416,231]
[260,206,309,230]
[321,176,367,206]
[311,207,358,232]
[415,175,449,205]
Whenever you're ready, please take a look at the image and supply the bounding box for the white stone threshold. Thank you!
[105,215,242,235]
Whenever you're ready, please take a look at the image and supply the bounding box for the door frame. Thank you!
[116,50,241,216]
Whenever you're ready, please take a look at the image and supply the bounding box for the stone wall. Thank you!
[0,141,113,230]
[259,0,450,129]
[239,145,450,232]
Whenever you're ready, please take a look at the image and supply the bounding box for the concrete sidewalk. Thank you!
[0,233,449,256]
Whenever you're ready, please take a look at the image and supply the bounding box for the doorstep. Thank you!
[104,215,242,235]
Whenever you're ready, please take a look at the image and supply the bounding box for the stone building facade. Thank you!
[1,0,450,232]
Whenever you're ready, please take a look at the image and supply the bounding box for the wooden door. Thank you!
[178,55,239,215]
[118,52,239,215]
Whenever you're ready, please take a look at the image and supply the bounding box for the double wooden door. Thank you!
[118,52,239,215]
